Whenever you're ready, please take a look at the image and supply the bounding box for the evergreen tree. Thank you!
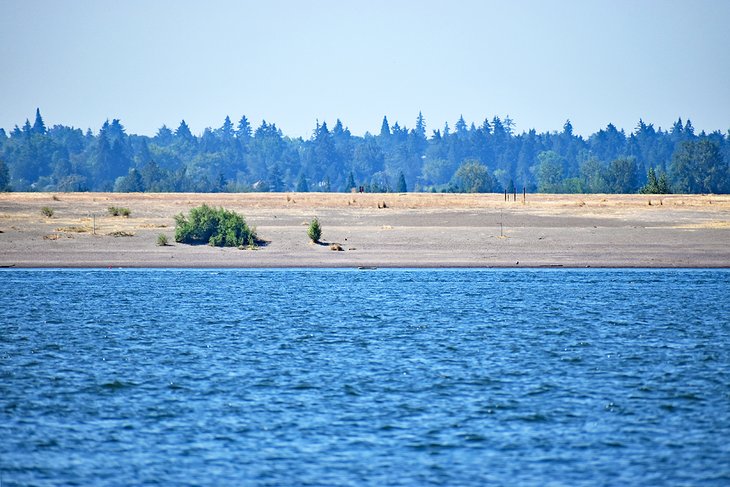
[380,116,390,137]
[670,118,684,142]
[671,139,726,193]
[322,176,331,192]
[639,167,671,194]
[345,171,356,192]
[415,111,426,138]
[607,157,639,193]
[535,151,565,193]
[175,120,193,140]
[155,125,174,145]
[296,174,309,192]
[0,158,10,191]
[507,179,516,194]
[268,165,284,191]
[640,167,659,194]
[214,172,227,192]
[91,132,113,186]
[332,119,346,137]
[657,171,670,194]
[579,157,609,193]
[107,119,127,143]
[32,108,46,135]
[237,116,252,140]
[140,160,166,191]
[396,171,407,192]
[307,217,322,243]
[455,115,468,137]
[114,168,144,192]
[563,119,573,137]
[219,116,234,139]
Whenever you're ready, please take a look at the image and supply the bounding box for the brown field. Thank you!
[0,192,729,268]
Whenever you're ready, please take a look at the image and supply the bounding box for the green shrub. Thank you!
[307,217,322,243]
[157,234,169,246]
[108,206,131,217]
[174,204,256,247]
[41,206,54,218]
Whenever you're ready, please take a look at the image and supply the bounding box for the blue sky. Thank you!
[1,0,728,138]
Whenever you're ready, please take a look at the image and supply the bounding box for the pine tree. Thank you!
[380,116,390,137]
[640,167,671,194]
[268,165,284,192]
[0,158,10,191]
[396,171,407,192]
[345,171,356,191]
[333,119,345,137]
[237,116,252,140]
[640,167,659,194]
[91,133,113,185]
[657,171,670,193]
[220,116,234,139]
[114,168,144,192]
[455,115,467,137]
[32,108,46,135]
[307,217,322,243]
[175,120,193,140]
[563,119,573,136]
[155,125,174,145]
[415,111,426,138]
[215,172,227,192]
[296,174,309,192]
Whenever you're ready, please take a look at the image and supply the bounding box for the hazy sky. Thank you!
[2,0,728,138]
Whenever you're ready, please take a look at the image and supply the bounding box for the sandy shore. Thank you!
[0,192,728,268]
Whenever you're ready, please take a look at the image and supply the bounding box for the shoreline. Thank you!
[3,264,730,270]
[1,192,729,269]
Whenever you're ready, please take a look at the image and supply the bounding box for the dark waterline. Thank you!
[1,268,729,485]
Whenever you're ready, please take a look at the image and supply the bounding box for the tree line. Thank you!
[0,109,728,194]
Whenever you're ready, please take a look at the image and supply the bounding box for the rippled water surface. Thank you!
[1,269,729,486]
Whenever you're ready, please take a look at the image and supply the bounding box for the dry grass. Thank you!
[673,221,730,229]
[2,191,729,211]
[56,226,91,233]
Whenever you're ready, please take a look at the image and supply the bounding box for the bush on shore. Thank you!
[307,217,322,243]
[174,204,256,247]
[108,206,131,217]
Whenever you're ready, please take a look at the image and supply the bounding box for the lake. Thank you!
[1,269,729,485]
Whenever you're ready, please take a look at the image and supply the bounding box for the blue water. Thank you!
[1,269,729,486]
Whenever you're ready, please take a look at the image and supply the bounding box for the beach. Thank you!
[0,192,728,268]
